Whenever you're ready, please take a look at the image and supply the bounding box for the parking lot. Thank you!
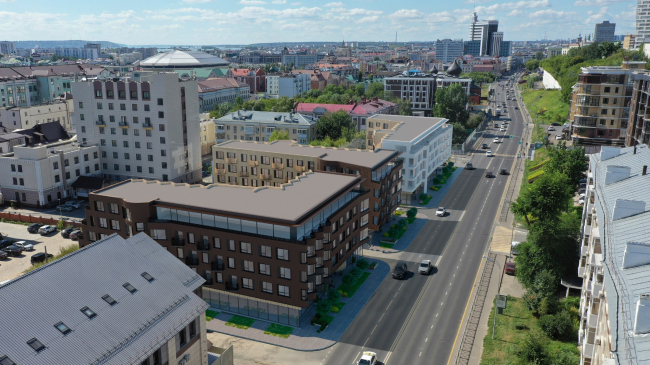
[541,123,572,146]
[0,202,86,223]
[0,222,79,282]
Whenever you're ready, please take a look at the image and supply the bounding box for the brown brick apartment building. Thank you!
[79,172,371,326]
[212,140,403,232]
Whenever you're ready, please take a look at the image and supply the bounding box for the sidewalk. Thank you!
[204,259,390,351]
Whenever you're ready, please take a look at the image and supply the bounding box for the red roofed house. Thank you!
[296,98,398,132]
[231,68,266,93]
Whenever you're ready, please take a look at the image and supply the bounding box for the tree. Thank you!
[451,122,469,144]
[397,98,412,116]
[432,84,470,127]
[316,110,355,140]
[406,207,418,220]
[598,41,622,58]
[545,143,586,189]
[535,51,544,60]
[316,300,332,318]
[358,70,363,82]
[510,172,573,224]
[517,332,548,364]
[269,129,290,142]
[525,59,540,71]
[365,82,384,99]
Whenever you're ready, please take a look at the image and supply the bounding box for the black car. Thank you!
[27,223,43,233]
[2,245,22,257]
[70,230,83,241]
[466,163,474,170]
[61,227,76,238]
[481,143,489,149]
[0,239,15,249]
[485,171,493,178]
[551,122,562,126]
[31,252,54,264]
[0,251,7,260]
[392,262,408,279]
[499,168,508,175]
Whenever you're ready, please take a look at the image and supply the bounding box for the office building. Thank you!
[197,78,250,113]
[569,61,643,145]
[366,115,451,203]
[79,172,372,326]
[0,41,16,55]
[384,74,437,116]
[436,75,472,97]
[212,139,403,230]
[0,133,100,207]
[594,21,616,43]
[576,145,650,365]
[266,73,311,98]
[638,0,650,46]
[212,111,317,145]
[434,39,464,63]
[499,41,512,57]
[0,232,210,365]
[296,98,398,131]
[463,40,482,57]
[491,32,504,57]
[280,47,323,68]
[469,12,499,56]
[71,72,202,183]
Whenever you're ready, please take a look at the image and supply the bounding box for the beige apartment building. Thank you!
[200,119,216,156]
[213,111,317,145]
[569,61,645,145]
[212,140,403,231]
[0,99,74,131]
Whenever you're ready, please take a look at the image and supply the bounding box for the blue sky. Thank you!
[0,0,635,45]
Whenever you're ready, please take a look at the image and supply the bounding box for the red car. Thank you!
[505,262,516,275]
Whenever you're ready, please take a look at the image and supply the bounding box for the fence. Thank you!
[0,211,83,228]
[209,345,234,365]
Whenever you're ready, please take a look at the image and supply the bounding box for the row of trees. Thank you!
[432,83,483,144]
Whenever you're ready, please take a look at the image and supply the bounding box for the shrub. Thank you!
[406,207,418,220]
[327,288,341,304]
[539,310,575,341]
[316,300,332,318]
[356,258,370,270]
[538,296,559,316]
[331,306,340,313]
[396,219,407,230]
[342,273,356,286]
[56,219,65,230]
[517,332,548,364]
[348,267,362,280]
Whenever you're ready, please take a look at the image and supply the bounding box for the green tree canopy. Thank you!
[432,84,470,127]
[315,110,355,140]
[525,59,540,71]
[511,172,573,225]
[268,129,290,142]
[535,51,544,60]
[451,123,469,144]
[545,143,587,189]
[396,98,412,116]
[365,82,385,99]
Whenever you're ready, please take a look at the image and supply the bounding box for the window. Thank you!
[95,201,105,212]
[27,338,46,352]
[228,240,236,251]
[213,237,221,248]
[123,282,137,293]
[110,220,120,231]
[109,203,119,214]
[277,248,289,260]
[262,282,273,293]
[159,124,165,131]
[243,278,253,289]
[157,98,163,105]
[278,285,290,297]
[241,241,252,254]
[158,111,164,118]
[98,217,108,229]
[149,167,154,174]
[136,223,145,232]
[108,103,114,110]
[177,248,184,258]
[189,319,197,338]
[160,137,166,144]
[80,306,96,318]
[228,257,236,269]
[102,294,117,306]
[141,272,154,282]
[178,327,187,347]
[260,263,271,275]
[604,86,611,93]
[54,322,71,335]
[280,267,291,279]
[243,260,254,272]
[150,229,166,240]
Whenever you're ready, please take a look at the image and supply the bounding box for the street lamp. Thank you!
[58,198,62,221]
[483,255,503,339]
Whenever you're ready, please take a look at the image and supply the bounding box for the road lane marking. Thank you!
[387,300,393,310]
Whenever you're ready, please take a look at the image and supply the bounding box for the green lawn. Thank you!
[379,243,395,249]
[205,310,219,322]
[520,88,569,127]
[264,323,294,339]
[481,296,579,365]
[225,315,256,330]
[331,301,346,313]
[419,195,432,205]
[339,272,371,298]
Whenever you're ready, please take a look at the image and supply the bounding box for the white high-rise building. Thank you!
[491,32,504,57]
[469,12,499,56]
[434,39,464,63]
[71,72,202,183]
[0,41,16,55]
[638,1,650,46]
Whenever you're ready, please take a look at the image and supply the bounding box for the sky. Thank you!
[0,0,636,45]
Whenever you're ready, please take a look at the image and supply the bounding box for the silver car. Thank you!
[13,241,34,251]
[418,260,432,275]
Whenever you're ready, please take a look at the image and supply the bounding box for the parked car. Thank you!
[486,151,493,157]
[555,135,563,140]
[499,168,508,175]
[0,239,15,249]
[466,162,474,170]
[418,260,433,275]
[505,262,516,275]
[27,223,43,233]
[61,227,76,238]
[70,230,83,240]
[392,262,408,279]
[511,241,521,255]
[31,252,54,264]
[481,143,489,149]
[2,245,22,257]
[485,171,493,178]
[551,122,562,126]
[56,205,74,212]
[13,241,34,251]
[436,207,446,217]
[579,197,586,205]
[38,225,56,235]
[514,106,519,109]
[64,201,82,209]
[0,251,8,260]
[548,126,556,131]
[358,351,377,365]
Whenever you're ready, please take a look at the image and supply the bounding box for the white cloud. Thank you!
[239,0,267,4]
[507,9,524,17]
[181,0,212,3]
[151,24,184,31]
[574,0,631,6]
[464,0,492,3]
[356,15,379,24]
[325,2,344,6]
[388,9,425,19]
[0,0,16,2]
[272,0,287,3]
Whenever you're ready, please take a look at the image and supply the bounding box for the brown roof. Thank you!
[198,78,249,93]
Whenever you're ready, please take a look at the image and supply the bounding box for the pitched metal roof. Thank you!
[0,233,207,365]
[140,50,229,69]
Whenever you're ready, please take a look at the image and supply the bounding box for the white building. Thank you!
[0,41,16,55]
[213,110,317,144]
[491,32,504,57]
[71,72,202,183]
[0,139,100,207]
[0,99,73,131]
[638,1,650,47]
[366,115,452,203]
[434,39,464,63]
[577,145,650,365]
[469,12,499,56]
[197,78,250,113]
[266,73,310,98]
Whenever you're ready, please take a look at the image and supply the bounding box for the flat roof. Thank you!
[215,111,316,126]
[95,171,363,224]
[369,115,448,143]
[216,140,399,169]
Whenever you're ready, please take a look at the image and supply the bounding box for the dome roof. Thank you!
[431,65,439,74]
[140,50,229,69]
[446,60,462,76]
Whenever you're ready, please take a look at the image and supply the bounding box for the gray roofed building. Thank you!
[578,144,650,365]
[212,110,318,145]
[0,233,209,365]
[140,50,229,69]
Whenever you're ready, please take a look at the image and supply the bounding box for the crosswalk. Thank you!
[490,226,513,253]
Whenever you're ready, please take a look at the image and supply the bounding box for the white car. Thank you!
[579,198,586,205]
[500,127,506,132]
[493,137,500,143]
[486,151,493,157]
[358,351,377,365]
[418,260,433,275]
[13,241,34,251]
[555,134,563,140]
[38,225,56,235]
[436,207,446,217]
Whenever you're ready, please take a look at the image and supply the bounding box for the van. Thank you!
[511,241,521,255]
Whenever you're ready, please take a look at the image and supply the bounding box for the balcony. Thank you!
[215,168,225,174]
[118,121,129,128]
[225,281,239,291]
[185,256,199,266]
[197,242,210,251]
[583,343,594,359]
[239,171,249,177]
[588,312,598,328]
[95,120,106,127]
[202,277,213,286]
[259,174,271,180]
[171,237,185,246]
[579,257,586,277]
[248,160,259,166]
[296,166,305,173]
[211,261,225,271]
[227,157,237,164]
[272,163,284,169]
[142,122,153,129]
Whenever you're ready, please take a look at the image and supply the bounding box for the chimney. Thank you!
[643,166,648,176]
[635,145,637,154]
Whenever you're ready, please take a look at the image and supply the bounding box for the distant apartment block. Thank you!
[570,62,644,145]
[80,172,372,326]
[0,41,16,55]
[231,68,266,93]
[463,40,482,57]
[212,140,403,230]
[71,72,201,183]
[296,98,398,131]
[212,111,317,144]
[594,21,616,43]
[266,73,311,98]
[625,70,650,146]
[437,75,472,97]
[198,78,250,113]
[434,39,464,63]
[24,43,100,60]
[280,47,324,68]
[0,136,100,207]
[200,119,217,156]
[384,75,437,116]
[576,145,650,365]
[639,1,650,46]
[366,115,451,203]
[0,99,73,131]
[0,232,210,365]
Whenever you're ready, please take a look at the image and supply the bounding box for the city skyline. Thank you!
[0,0,636,45]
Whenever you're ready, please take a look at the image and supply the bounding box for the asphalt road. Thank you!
[321,74,527,365]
